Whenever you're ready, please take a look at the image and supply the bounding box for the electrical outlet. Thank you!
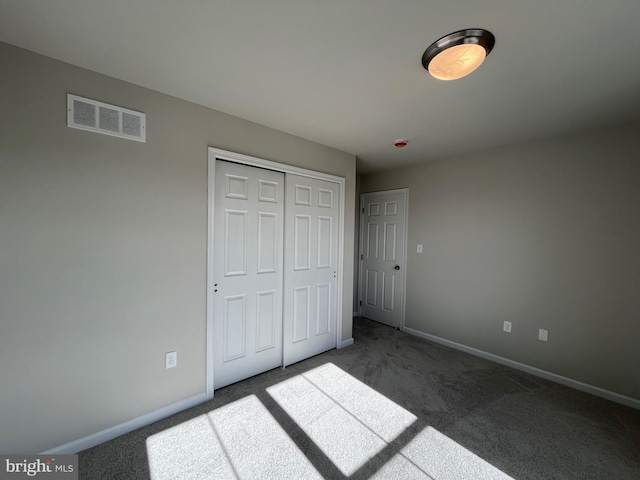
[165,351,177,369]
[417,244,423,253]
[538,329,549,342]
[503,321,512,333]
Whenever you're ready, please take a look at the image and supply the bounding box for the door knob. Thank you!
[394,265,400,270]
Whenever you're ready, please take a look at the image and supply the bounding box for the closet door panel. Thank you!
[214,161,284,388]
[283,174,339,366]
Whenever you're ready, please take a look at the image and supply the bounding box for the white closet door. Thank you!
[283,174,339,366]
[213,161,284,388]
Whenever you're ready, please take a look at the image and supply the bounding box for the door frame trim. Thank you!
[207,147,346,399]
[358,188,409,330]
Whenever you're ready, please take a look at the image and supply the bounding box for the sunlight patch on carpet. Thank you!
[267,362,418,476]
[146,395,322,480]
[368,430,515,480]
[147,363,514,479]
[389,426,513,480]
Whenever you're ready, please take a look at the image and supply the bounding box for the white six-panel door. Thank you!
[283,174,339,366]
[213,160,341,388]
[360,191,407,329]
[213,161,284,389]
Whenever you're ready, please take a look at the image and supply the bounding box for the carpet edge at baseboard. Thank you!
[339,337,355,349]
[40,393,209,455]
[403,327,640,410]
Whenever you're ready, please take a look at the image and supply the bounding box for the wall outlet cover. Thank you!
[538,329,549,342]
[165,351,177,369]
[503,321,512,333]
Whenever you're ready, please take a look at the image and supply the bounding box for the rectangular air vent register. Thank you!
[67,94,146,142]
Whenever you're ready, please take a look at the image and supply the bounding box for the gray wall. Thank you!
[0,42,356,453]
[360,123,640,401]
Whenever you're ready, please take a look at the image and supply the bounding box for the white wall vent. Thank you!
[67,94,146,142]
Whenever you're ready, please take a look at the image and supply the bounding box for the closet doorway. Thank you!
[207,149,344,391]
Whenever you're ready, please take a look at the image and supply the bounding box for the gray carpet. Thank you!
[79,317,640,479]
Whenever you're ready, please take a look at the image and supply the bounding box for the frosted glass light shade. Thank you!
[428,44,486,80]
[422,29,495,81]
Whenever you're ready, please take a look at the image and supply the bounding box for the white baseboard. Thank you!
[40,393,209,454]
[403,327,640,410]
[339,337,354,349]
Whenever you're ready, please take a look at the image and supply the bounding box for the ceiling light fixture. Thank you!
[422,29,495,80]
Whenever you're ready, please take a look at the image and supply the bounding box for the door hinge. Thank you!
[359,300,362,306]
[360,254,363,260]
[362,207,364,213]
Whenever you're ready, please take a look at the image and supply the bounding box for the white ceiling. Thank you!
[2,1,640,173]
